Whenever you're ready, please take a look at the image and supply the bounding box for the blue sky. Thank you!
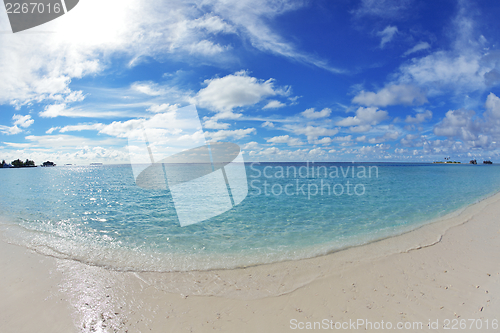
[2,0,500,164]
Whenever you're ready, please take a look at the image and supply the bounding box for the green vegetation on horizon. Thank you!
[1,159,36,168]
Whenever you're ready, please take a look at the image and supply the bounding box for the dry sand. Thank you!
[1,192,500,332]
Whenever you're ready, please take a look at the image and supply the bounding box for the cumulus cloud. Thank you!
[263,100,286,109]
[301,107,332,119]
[203,119,231,130]
[0,125,22,135]
[285,125,339,141]
[12,114,34,128]
[352,85,427,107]
[205,128,256,141]
[243,141,260,150]
[485,92,500,118]
[367,131,400,144]
[0,114,34,135]
[267,135,304,146]
[1,0,316,110]
[146,103,180,113]
[433,109,478,139]
[432,108,497,150]
[315,137,333,145]
[195,71,286,112]
[336,107,389,132]
[377,26,398,48]
[395,4,500,96]
[405,110,432,124]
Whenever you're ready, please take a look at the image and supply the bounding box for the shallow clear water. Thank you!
[0,163,499,272]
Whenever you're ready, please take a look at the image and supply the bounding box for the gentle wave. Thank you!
[1,163,499,272]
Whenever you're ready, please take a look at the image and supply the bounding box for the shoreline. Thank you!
[1,191,500,332]
[0,188,496,275]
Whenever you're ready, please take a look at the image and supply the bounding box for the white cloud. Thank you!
[286,125,339,140]
[301,107,332,119]
[262,121,274,128]
[352,85,427,107]
[0,0,241,109]
[12,114,34,128]
[434,109,476,138]
[261,147,280,155]
[195,71,285,112]
[204,119,230,130]
[349,125,372,133]
[0,114,34,135]
[315,137,333,145]
[205,128,256,141]
[398,52,486,94]
[187,40,231,56]
[267,135,304,146]
[131,82,167,96]
[39,103,124,118]
[332,135,352,142]
[0,125,22,135]
[377,26,398,48]
[190,14,235,34]
[208,0,344,73]
[59,123,106,133]
[433,109,487,147]
[367,131,400,144]
[405,110,432,124]
[394,4,499,97]
[39,104,70,118]
[263,100,286,109]
[146,104,180,113]
[485,92,500,118]
[403,42,431,57]
[336,107,389,129]
[46,127,60,134]
[243,141,260,150]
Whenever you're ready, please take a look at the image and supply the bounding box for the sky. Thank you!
[2,0,500,164]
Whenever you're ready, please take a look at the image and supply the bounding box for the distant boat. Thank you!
[483,160,493,164]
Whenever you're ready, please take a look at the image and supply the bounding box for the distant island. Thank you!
[1,159,36,168]
[1,159,57,168]
[42,161,56,167]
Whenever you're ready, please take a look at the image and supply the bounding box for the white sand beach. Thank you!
[1,192,500,332]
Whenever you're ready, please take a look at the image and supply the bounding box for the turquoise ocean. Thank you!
[0,162,499,272]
